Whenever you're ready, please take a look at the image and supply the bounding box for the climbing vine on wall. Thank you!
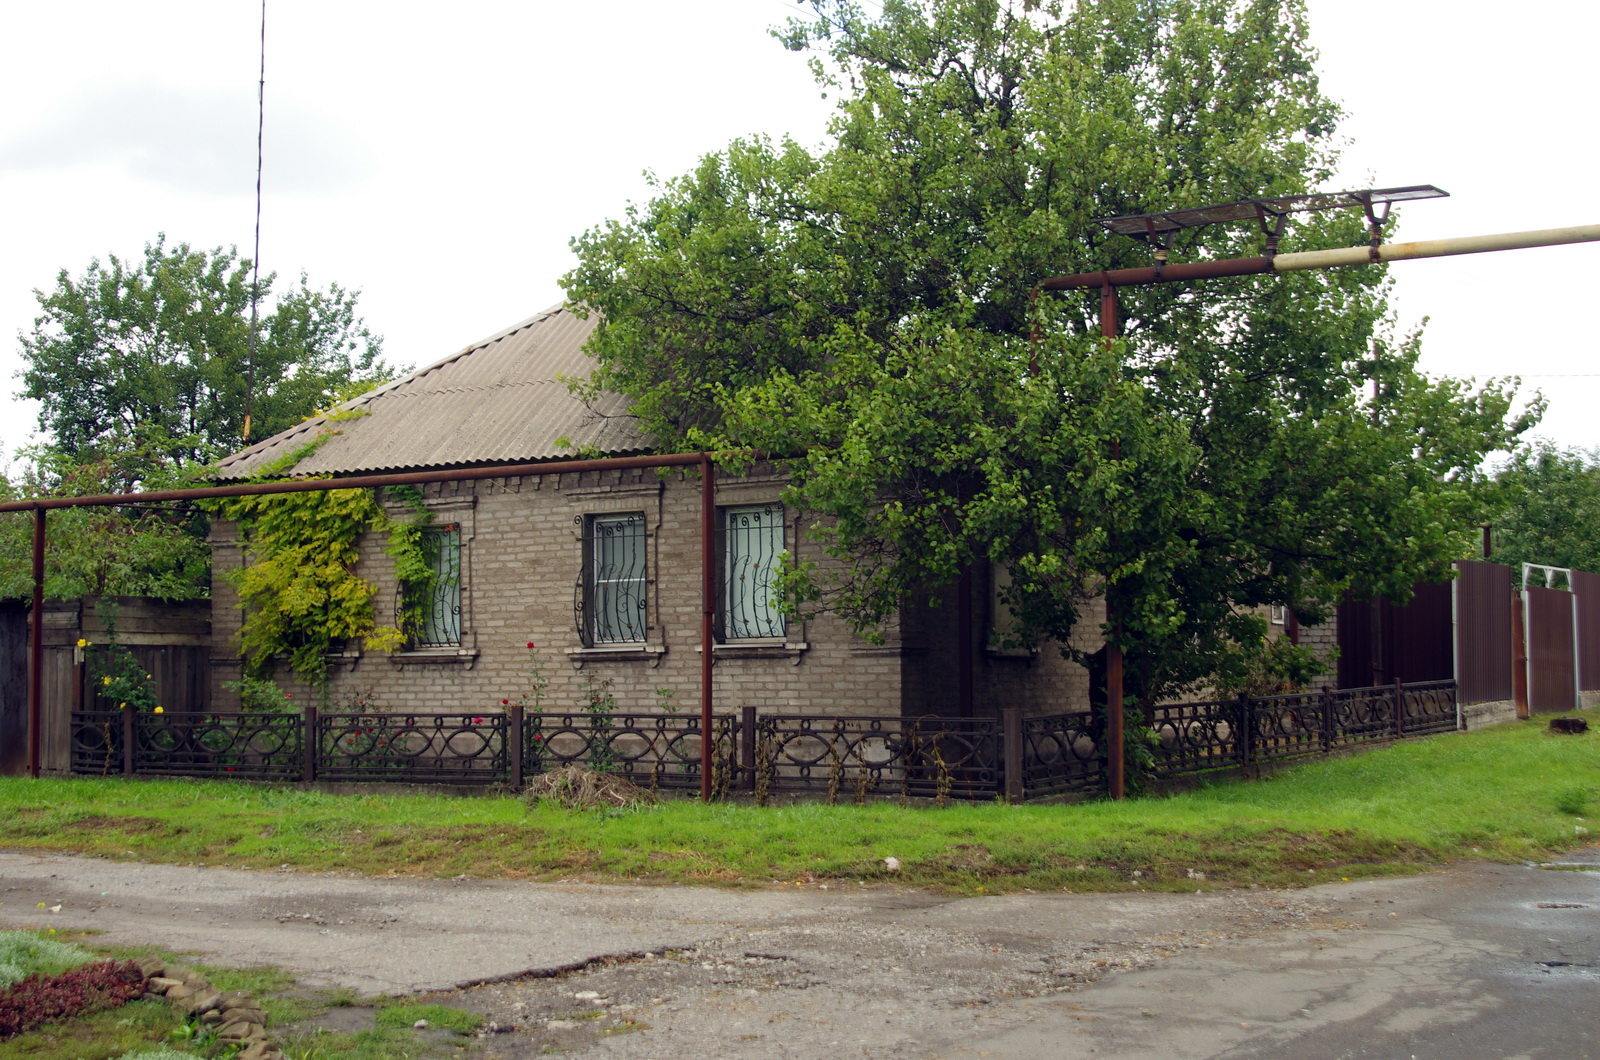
[210,417,434,685]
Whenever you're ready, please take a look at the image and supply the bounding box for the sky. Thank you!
[1,1,1595,470]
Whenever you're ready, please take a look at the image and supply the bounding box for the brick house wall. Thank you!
[210,467,1097,719]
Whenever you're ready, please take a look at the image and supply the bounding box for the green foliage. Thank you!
[0,445,211,601]
[1489,442,1600,586]
[566,0,1536,704]
[222,675,296,714]
[0,931,96,988]
[210,431,396,684]
[18,235,398,472]
[209,422,445,686]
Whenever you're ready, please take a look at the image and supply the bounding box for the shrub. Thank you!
[0,959,146,1039]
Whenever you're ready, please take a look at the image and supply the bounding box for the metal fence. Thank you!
[70,679,1459,800]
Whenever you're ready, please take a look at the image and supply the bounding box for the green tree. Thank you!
[566,0,1537,706]
[1490,443,1600,586]
[0,444,211,601]
[18,235,398,472]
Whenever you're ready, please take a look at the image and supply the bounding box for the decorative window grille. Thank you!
[582,513,647,645]
[406,525,462,648]
[723,504,786,639]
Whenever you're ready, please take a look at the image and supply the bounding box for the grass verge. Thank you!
[0,717,1595,894]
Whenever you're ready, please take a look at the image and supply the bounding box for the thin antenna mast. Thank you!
[244,0,266,443]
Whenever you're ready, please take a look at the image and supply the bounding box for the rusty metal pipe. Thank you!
[700,453,716,802]
[28,510,44,778]
[1100,282,1127,801]
[0,452,710,514]
[1040,257,1272,291]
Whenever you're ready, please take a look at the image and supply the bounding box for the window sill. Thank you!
[986,645,1037,661]
[566,644,667,668]
[390,647,479,667]
[700,640,810,664]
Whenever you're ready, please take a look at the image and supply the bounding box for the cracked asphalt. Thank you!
[1,849,1596,1058]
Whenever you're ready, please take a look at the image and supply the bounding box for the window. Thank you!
[723,504,786,639]
[405,525,462,648]
[582,513,647,645]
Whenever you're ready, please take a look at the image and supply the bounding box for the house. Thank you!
[208,306,1101,721]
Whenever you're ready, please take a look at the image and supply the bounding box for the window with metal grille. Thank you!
[405,525,461,648]
[723,504,786,639]
[581,513,647,645]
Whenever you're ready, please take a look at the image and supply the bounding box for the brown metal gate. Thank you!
[1524,585,1578,713]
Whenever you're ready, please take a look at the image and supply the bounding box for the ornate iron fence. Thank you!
[71,710,302,780]
[750,714,1002,803]
[317,711,505,783]
[68,679,1460,801]
[525,712,716,792]
[1019,711,1101,796]
[1148,699,1241,777]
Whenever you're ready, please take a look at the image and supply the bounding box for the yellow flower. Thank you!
[102,676,112,686]
[76,638,87,648]
[145,673,152,679]
[153,706,164,714]
[119,702,127,709]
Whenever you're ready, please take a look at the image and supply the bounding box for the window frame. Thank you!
[403,523,463,649]
[579,511,650,647]
[719,502,788,642]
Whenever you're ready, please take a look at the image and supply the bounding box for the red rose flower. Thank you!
[501,699,509,705]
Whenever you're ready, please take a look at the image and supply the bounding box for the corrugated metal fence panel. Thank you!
[1453,560,1513,704]
[1337,580,1455,689]
[1525,586,1578,713]
[1573,569,1600,691]
[1335,595,1373,689]
[1395,580,1454,683]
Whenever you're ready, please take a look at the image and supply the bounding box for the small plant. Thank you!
[654,686,678,714]
[580,669,618,773]
[86,602,159,714]
[223,674,296,714]
[505,640,549,716]
[333,687,383,714]
[0,958,146,1039]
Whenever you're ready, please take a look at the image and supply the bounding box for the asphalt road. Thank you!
[1,849,1595,1058]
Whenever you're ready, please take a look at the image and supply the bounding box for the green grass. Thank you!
[2,717,1597,893]
[372,1002,483,1034]
[0,929,98,987]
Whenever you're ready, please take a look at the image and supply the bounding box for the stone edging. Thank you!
[132,955,281,1060]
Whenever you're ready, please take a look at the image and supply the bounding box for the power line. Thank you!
[244,0,266,443]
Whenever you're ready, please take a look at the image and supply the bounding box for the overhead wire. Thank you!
[244,0,266,443]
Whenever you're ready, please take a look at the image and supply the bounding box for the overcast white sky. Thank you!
[1,1,1594,470]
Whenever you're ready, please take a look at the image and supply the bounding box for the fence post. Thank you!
[121,705,134,776]
[509,704,524,790]
[741,706,757,793]
[1002,708,1024,802]
[1393,678,1405,739]
[1237,693,1253,777]
[302,706,318,784]
[1320,687,1333,754]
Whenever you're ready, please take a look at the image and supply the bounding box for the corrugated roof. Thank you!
[213,305,651,480]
